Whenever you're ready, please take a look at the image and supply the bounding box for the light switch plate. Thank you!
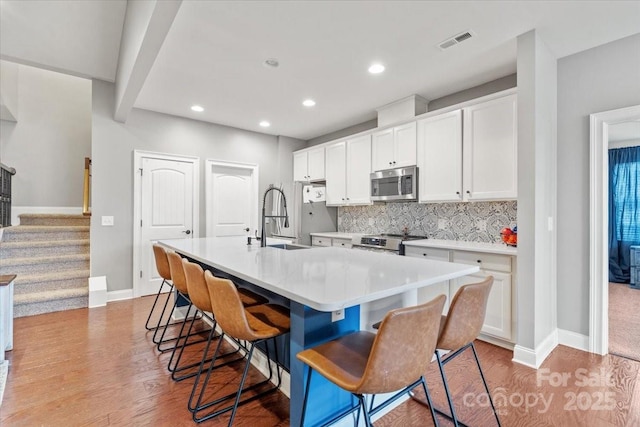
[101,216,114,226]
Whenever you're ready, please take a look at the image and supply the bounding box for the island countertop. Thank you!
[160,236,479,312]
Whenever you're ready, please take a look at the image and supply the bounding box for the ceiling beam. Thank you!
[114,0,182,123]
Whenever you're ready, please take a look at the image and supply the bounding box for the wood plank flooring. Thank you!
[1,297,639,426]
[609,282,640,361]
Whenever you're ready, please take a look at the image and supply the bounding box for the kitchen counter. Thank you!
[160,236,479,312]
[311,232,517,255]
[159,236,479,426]
[309,231,359,240]
[403,238,517,256]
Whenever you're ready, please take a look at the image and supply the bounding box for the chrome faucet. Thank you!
[261,187,289,247]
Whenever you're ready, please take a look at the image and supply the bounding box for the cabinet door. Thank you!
[346,134,372,204]
[293,151,308,182]
[417,110,463,202]
[463,94,517,201]
[371,128,394,171]
[325,142,347,205]
[393,121,417,168]
[307,147,325,181]
[450,270,512,340]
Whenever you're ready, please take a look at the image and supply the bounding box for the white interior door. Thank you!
[206,160,258,237]
[136,154,198,297]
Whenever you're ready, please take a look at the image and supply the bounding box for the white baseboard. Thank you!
[107,289,134,302]
[512,330,558,369]
[11,206,83,226]
[88,276,107,308]
[557,329,590,352]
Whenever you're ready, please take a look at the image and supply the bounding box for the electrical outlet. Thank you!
[101,216,114,226]
[331,309,345,322]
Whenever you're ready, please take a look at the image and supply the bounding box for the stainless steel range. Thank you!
[351,233,427,255]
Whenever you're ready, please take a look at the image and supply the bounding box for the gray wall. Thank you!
[557,33,640,335]
[307,119,378,147]
[91,80,300,292]
[0,64,91,207]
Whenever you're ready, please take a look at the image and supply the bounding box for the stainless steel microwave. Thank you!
[370,166,418,202]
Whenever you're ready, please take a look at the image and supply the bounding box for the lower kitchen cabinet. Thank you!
[450,250,513,342]
[311,236,331,247]
[404,246,451,314]
[405,245,515,345]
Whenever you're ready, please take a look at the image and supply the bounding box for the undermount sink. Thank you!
[268,243,310,250]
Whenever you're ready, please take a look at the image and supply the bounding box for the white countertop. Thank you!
[403,239,517,256]
[160,236,479,312]
[309,231,360,240]
[310,232,517,256]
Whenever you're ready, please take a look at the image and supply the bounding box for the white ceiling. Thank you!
[1,1,639,140]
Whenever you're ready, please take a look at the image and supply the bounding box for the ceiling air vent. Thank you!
[438,30,474,50]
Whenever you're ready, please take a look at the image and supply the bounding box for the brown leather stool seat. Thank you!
[297,295,446,427]
[188,270,290,425]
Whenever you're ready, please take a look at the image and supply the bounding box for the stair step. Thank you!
[0,239,89,257]
[19,213,90,227]
[12,269,90,295]
[14,292,88,318]
[0,225,89,242]
[0,253,89,275]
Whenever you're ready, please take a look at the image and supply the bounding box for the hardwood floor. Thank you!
[2,297,639,426]
[609,282,640,361]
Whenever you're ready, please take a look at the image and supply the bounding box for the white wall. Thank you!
[557,33,640,335]
[91,80,299,292]
[0,64,91,207]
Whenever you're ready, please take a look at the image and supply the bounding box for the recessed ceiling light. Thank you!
[191,105,204,112]
[264,58,279,68]
[259,121,271,127]
[368,63,385,74]
[302,99,316,107]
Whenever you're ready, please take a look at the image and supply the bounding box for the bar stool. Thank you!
[145,244,175,331]
[189,270,290,425]
[154,252,209,353]
[413,276,501,427]
[170,259,262,381]
[297,294,446,427]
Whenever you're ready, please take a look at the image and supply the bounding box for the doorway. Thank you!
[205,160,258,237]
[589,105,640,355]
[133,151,200,297]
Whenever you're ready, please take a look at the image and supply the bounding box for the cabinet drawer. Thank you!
[311,236,331,247]
[332,238,352,248]
[404,246,450,262]
[452,250,512,273]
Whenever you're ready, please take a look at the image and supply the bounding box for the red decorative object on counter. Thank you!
[501,226,517,247]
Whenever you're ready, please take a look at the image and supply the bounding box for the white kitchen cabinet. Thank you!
[325,135,372,206]
[311,236,332,247]
[331,237,352,248]
[417,93,517,203]
[371,121,417,171]
[404,246,451,313]
[293,146,325,182]
[450,250,513,341]
[417,110,463,202]
[462,94,517,201]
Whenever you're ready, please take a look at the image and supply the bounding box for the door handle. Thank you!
[182,230,191,235]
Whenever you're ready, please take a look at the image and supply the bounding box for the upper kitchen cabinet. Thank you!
[371,121,417,171]
[462,94,517,201]
[417,93,517,202]
[293,146,325,182]
[325,134,372,206]
[417,110,463,202]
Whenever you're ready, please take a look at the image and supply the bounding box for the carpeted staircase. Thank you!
[0,214,90,317]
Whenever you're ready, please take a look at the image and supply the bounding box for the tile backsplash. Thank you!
[338,201,517,243]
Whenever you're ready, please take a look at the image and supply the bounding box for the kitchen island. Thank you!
[160,236,479,426]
